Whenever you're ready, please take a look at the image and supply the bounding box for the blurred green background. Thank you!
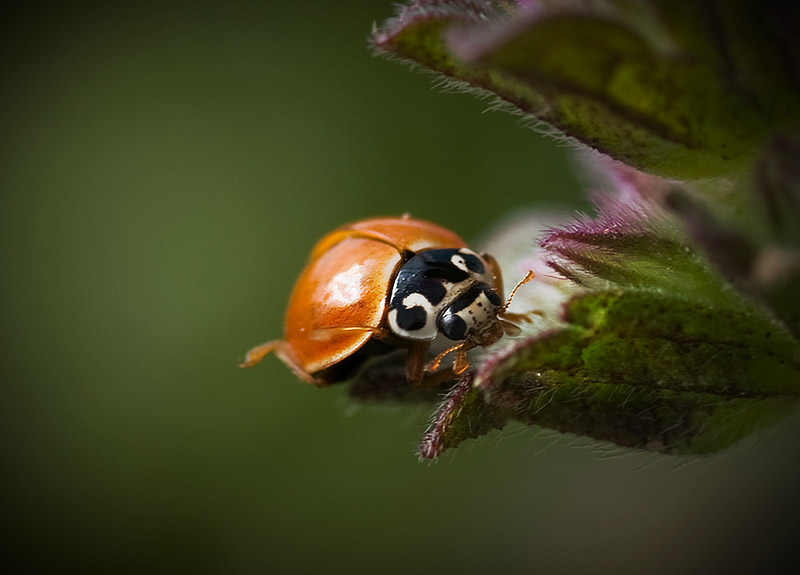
[3,2,799,573]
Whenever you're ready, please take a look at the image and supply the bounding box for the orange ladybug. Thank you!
[240,215,532,386]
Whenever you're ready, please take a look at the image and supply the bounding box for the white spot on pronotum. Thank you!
[402,292,432,310]
[388,292,438,340]
[451,254,468,273]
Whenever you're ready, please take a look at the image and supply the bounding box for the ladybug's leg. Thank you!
[499,310,542,326]
[239,340,280,368]
[417,366,457,388]
[315,327,440,387]
[240,340,324,386]
[426,342,466,373]
[405,341,430,385]
[452,348,470,375]
[407,342,470,388]
[413,342,477,387]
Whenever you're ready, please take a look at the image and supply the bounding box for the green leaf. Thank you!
[418,371,506,460]
[368,1,800,459]
[372,0,800,181]
[419,290,800,458]
[412,190,800,458]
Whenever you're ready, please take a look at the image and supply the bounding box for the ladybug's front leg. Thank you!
[406,341,460,388]
[405,341,430,385]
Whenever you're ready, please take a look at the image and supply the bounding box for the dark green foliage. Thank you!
[371,0,800,458]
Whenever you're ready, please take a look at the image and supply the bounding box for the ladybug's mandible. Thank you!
[240,215,532,386]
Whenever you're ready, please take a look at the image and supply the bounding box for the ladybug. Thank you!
[240,215,532,386]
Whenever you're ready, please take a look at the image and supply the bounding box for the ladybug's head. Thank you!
[438,281,509,347]
[387,246,534,379]
[387,247,528,347]
[425,268,534,377]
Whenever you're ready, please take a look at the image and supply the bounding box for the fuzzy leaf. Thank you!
[410,192,800,457]
[541,209,742,309]
[372,0,800,181]
[419,290,800,458]
[368,1,800,459]
[418,371,507,459]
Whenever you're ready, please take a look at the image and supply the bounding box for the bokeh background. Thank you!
[3,2,799,573]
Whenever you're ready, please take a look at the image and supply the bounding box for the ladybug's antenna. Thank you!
[501,270,535,312]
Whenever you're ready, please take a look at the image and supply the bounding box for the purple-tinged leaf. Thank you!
[418,290,800,457]
[373,0,800,181]
[417,371,509,460]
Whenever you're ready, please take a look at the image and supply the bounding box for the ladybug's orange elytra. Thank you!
[241,215,532,386]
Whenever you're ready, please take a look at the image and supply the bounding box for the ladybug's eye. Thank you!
[440,311,467,340]
[438,283,502,342]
